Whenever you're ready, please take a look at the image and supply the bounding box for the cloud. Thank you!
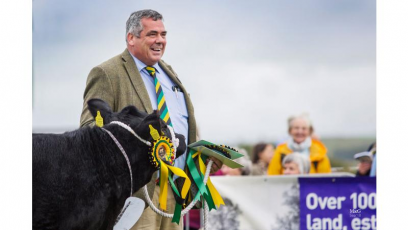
[33,0,376,144]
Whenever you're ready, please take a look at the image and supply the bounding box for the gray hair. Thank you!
[126,9,164,42]
[282,153,311,174]
[287,113,314,134]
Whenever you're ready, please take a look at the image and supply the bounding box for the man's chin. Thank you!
[148,55,162,64]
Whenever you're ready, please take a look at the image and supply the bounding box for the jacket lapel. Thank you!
[121,49,153,113]
[159,60,182,88]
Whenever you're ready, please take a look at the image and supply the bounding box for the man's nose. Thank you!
[156,35,166,43]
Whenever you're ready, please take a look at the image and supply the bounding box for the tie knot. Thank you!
[145,66,156,77]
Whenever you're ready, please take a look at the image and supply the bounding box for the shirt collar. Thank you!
[128,50,161,74]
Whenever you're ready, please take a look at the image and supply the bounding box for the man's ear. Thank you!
[87,99,113,125]
[127,33,136,45]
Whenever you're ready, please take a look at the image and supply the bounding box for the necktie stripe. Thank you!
[163,112,170,123]
[157,90,164,105]
[160,107,169,119]
[145,66,173,127]
[155,81,161,92]
[158,96,165,109]
[158,102,167,114]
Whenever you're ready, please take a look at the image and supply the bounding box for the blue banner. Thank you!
[299,177,376,230]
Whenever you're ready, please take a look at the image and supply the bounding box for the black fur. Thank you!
[32,99,186,230]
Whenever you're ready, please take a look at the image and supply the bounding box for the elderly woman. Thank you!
[267,114,331,175]
[282,153,311,175]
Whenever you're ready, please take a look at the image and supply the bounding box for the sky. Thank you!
[32,0,376,145]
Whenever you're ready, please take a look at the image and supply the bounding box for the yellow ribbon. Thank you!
[159,162,169,210]
[149,125,192,211]
[192,151,225,208]
[158,162,191,211]
[168,165,191,198]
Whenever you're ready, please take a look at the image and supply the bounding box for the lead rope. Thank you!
[102,127,134,197]
[203,199,209,230]
[103,121,210,228]
[142,160,213,229]
[109,121,152,147]
[101,122,153,227]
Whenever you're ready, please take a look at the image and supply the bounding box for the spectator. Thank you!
[267,114,331,175]
[282,153,311,175]
[250,143,275,175]
[221,148,252,176]
[354,151,373,177]
[368,142,376,177]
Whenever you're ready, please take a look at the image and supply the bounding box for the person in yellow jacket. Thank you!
[267,114,331,175]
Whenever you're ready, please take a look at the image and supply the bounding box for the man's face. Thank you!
[128,18,167,66]
[357,157,372,174]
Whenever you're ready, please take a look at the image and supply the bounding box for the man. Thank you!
[80,9,222,230]
[354,151,373,177]
[367,142,376,176]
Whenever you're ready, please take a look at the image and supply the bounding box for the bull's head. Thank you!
[87,98,187,171]
[88,99,187,189]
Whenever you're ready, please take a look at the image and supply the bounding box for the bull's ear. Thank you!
[137,110,161,139]
[175,134,186,159]
[87,99,113,124]
[120,106,148,118]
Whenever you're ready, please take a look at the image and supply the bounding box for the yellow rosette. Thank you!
[148,125,191,211]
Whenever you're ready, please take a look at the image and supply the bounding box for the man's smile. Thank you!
[150,47,163,55]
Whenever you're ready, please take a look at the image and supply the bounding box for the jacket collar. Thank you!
[280,139,327,161]
[121,49,184,111]
[121,49,197,144]
[121,49,153,113]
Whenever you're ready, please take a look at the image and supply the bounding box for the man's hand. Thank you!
[206,157,223,174]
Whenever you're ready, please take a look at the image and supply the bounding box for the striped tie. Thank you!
[145,66,173,127]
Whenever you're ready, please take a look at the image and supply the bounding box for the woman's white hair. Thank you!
[287,113,314,134]
[282,153,311,174]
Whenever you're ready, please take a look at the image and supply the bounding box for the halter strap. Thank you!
[109,121,152,146]
[101,127,134,196]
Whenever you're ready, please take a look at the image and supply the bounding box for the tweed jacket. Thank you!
[80,49,198,207]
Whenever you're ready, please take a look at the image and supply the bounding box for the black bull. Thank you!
[32,99,186,230]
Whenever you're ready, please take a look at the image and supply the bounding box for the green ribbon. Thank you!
[186,149,217,210]
[168,177,183,224]
[165,148,220,224]
[186,149,208,199]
